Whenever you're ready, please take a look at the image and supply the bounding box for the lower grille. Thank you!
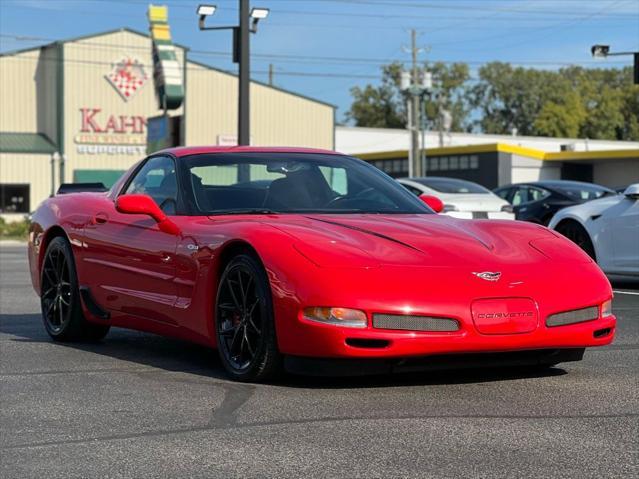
[372,313,459,332]
[546,306,599,327]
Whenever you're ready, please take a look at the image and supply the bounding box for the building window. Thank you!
[439,157,449,170]
[429,157,439,171]
[450,156,459,170]
[470,155,479,169]
[0,184,30,213]
[459,155,469,169]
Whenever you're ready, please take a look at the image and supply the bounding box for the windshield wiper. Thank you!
[208,208,279,216]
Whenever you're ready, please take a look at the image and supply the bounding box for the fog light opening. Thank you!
[593,327,612,339]
[345,338,390,349]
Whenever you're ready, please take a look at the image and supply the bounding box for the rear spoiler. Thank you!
[57,183,108,195]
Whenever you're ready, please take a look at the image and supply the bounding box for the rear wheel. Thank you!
[40,237,110,341]
[555,220,596,261]
[215,254,281,382]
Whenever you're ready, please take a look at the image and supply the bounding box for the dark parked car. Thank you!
[493,180,616,224]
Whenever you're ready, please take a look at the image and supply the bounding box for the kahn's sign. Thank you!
[74,107,147,156]
[79,108,146,134]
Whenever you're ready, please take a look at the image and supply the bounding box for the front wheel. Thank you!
[215,254,281,382]
[40,237,110,342]
[555,220,596,261]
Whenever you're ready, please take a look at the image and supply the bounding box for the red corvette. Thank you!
[28,146,616,381]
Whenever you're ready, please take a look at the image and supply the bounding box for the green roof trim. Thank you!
[0,133,56,154]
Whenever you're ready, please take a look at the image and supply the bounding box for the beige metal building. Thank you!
[0,28,335,220]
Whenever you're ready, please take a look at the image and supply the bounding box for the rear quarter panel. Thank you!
[28,193,107,294]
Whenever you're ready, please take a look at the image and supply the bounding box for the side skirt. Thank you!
[79,286,111,320]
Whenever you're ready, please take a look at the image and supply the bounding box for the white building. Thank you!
[336,126,639,188]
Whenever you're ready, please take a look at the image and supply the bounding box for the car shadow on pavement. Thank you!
[1,313,567,389]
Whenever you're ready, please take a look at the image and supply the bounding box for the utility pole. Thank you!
[268,63,274,86]
[410,29,422,177]
[401,30,430,178]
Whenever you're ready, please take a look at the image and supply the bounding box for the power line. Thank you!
[0,34,629,67]
[292,0,639,17]
[3,0,636,25]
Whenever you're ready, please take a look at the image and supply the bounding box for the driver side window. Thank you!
[125,156,178,215]
[511,187,529,206]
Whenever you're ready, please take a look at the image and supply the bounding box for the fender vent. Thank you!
[373,313,459,332]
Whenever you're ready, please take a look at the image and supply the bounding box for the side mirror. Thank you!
[419,194,444,213]
[623,184,639,200]
[115,194,180,235]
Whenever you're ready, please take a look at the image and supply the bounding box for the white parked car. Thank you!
[548,184,639,278]
[398,177,515,220]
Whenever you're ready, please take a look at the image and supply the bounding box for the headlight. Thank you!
[601,299,613,318]
[303,307,368,328]
[442,204,459,212]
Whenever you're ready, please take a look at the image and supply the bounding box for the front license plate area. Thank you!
[471,298,538,335]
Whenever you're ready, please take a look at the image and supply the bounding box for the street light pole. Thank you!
[197,2,270,147]
[591,44,639,84]
[238,0,250,146]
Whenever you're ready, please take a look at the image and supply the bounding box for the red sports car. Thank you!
[28,146,616,381]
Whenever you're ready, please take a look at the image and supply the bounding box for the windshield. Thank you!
[556,183,615,201]
[182,153,432,215]
[412,177,491,194]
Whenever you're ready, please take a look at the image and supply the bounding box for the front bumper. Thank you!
[282,311,615,358]
[273,262,615,359]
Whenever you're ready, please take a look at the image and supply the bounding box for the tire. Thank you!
[555,220,596,261]
[215,253,282,382]
[40,236,110,342]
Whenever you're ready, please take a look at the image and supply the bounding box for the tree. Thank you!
[346,62,471,131]
[348,60,639,140]
[470,63,639,140]
[469,62,571,136]
[346,63,405,128]
[534,92,586,138]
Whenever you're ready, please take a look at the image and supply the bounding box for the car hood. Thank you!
[262,214,584,269]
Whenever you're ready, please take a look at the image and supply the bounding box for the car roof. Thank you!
[526,180,605,188]
[400,176,475,183]
[157,146,342,158]
[498,180,613,192]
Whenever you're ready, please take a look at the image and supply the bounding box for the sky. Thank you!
[1,0,638,122]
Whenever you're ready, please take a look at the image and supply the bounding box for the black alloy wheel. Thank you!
[556,221,596,261]
[40,237,110,341]
[215,254,281,382]
[41,242,73,334]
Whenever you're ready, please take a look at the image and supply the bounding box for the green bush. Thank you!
[0,217,30,240]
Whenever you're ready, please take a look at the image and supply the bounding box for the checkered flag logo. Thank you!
[106,57,148,101]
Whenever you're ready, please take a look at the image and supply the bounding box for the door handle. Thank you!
[92,212,109,225]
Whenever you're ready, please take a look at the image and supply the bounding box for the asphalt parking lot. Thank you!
[1,243,637,478]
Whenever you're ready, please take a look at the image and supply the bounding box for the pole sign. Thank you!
[148,5,184,110]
